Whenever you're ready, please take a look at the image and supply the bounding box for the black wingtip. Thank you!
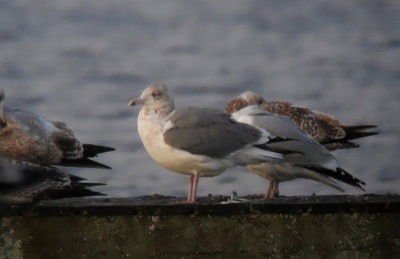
[255,143,304,156]
[59,158,112,170]
[302,166,366,191]
[334,167,366,191]
[343,125,377,131]
[267,136,295,144]
[82,144,115,158]
[68,175,107,187]
[342,125,379,141]
[321,125,378,150]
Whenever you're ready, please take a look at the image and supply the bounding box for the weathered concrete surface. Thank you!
[1,195,399,258]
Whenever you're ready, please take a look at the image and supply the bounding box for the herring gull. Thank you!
[128,83,285,204]
[232,106,366,199]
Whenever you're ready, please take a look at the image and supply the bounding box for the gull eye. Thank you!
[152,91,161,98]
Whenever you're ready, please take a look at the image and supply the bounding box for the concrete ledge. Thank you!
[1,195,399,258]
[1,194,400,216]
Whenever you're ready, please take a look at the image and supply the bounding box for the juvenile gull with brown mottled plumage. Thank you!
[128,83,285,204]
[0,89,115,169]
[226,91,378,150]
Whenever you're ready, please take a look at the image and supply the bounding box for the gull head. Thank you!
[226,91,265,114]
[129,83,174,114]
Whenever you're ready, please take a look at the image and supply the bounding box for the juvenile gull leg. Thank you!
[253,180,279,201]
[265,180,279,200]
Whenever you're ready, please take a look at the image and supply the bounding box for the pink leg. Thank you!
[274,183,279,197]
[258,180,279,200]
[186,175,195,202]
[188,173,199,203]
[175,174,199,204]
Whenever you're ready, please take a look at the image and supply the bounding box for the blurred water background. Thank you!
[1,0,399,197]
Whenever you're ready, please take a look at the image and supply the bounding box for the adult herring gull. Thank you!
[128,83,285,204]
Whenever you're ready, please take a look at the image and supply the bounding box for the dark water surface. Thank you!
[1,0,399,197]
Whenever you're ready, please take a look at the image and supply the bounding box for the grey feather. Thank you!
[164,107,262,158]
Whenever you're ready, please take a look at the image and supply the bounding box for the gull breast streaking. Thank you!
[0,89,114,169]
[226,91,378,150]
[230,104,367,199]
[128,83,286,204]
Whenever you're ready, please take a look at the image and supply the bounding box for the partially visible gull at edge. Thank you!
[231,105,366,199]
[0,158,104,205]
[0,89,115,169]
[128,83,286,204]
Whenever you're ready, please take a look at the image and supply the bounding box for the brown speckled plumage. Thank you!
[0,89,114,168]
[226,91,377,150]
[0,125,62,165]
